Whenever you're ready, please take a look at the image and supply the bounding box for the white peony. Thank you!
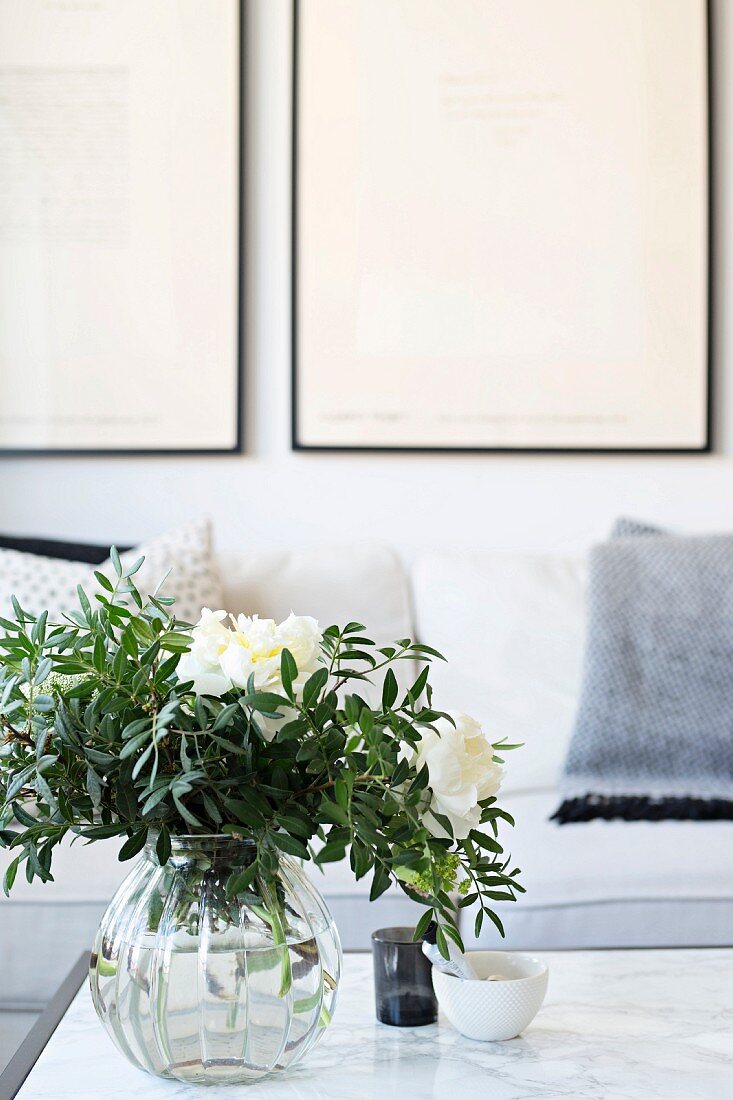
[177,610,324,742]
[176,608,233,698]
[219,613,322,693]
[407,712,503,840]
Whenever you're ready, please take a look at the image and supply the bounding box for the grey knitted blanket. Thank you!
[554,521,733,823]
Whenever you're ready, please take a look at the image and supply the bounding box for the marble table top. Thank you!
[16,948,733,1100]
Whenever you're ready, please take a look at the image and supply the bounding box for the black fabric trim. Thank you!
[552,794,733,824]
[0,536,132,564]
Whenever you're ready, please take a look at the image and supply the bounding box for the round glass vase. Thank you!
[89,834,342,1086]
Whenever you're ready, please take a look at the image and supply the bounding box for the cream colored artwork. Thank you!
[295,0,709,450]
[0,0,240,451]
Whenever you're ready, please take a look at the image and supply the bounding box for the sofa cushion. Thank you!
[0,517,222,623]
[557,523,733,820]
[467,789,733,949]
[411,551,587,793]
[219,543,413,643]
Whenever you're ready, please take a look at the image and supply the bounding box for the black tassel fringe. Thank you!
[552,794,733,824]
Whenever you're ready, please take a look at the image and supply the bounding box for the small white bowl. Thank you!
[432,951,548,1041]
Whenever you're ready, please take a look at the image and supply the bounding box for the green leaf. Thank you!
[241,692,289,715]
[159,632,193,653]
[334,779,350,810]
[272,832,309,859]
[442,922,465,953]
[344,695,360,724]
[172,793,203,828]
[391,757,410,786]
[3,856,19,897]
[381,668,398,710]
[156,825,171,865]
[5,763,37,802]
[226,861,258,899]
[212,703,240,731]
[436,924,449,960]
[11,803,38,828]
[313,840,348,864]
[119,730,152,760]
[302,668,328,710]
[318,799,349,826]
[480,907,505,938]
[406,665,430,703]
[123,717,152,740]
[359,708,374,738]
[180,733,192,773]
[276,814,312,838]
[76,585,92,621]
[470,831,502,854]
[120,628,139,659]
[131,743,155,781]
[124,555,145,578]
[118,829,148,862]
[80,824,129,840]
[412,908,434,942]
[110,546,123,578]
[224,798,267,828]
[201,792,223,825]
[280,648,297,700]
[369,863,391,901]
[35,772,57,811]
[275,718,308,741]
[409,764,430,794]
[410,643,446,661]
[141,784,171,816]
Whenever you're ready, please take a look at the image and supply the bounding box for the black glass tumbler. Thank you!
[371,926,438,1027]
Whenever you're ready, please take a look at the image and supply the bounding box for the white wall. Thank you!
[2,0,733,560]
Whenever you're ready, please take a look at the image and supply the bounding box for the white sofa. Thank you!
[2,542,731,1010]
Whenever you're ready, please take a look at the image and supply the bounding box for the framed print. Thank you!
[293,0,711,453]
[0,0,243,454]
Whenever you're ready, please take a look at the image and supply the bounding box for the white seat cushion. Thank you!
[411,550,587,793]
[466,789,733,949]
[502,789,733,907]
[0,835,378,907]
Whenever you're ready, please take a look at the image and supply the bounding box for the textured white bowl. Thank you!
[432,951,548,1041]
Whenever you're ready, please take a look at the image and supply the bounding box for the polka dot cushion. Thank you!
[0,517,223,626]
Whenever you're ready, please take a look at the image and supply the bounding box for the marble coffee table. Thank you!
[3,948,731,1099]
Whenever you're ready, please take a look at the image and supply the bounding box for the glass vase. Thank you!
[89,834,342,1086]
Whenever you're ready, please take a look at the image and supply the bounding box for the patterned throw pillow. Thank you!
[0,518,223,625]
[553,519,733,823]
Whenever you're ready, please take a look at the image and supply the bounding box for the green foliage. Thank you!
[0,553,523,956]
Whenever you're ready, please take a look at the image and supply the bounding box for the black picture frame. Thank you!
[0,1,245,458]
[291,0,713,455]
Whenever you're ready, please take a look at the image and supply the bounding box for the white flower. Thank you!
[176,608,232,698]
[177,610,323,738]
[220,612,322,742]
[219,613,322,694]
[276,613,323,690]
[407,712,503,840]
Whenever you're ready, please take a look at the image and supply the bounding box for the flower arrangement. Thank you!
[0,550,523,957]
